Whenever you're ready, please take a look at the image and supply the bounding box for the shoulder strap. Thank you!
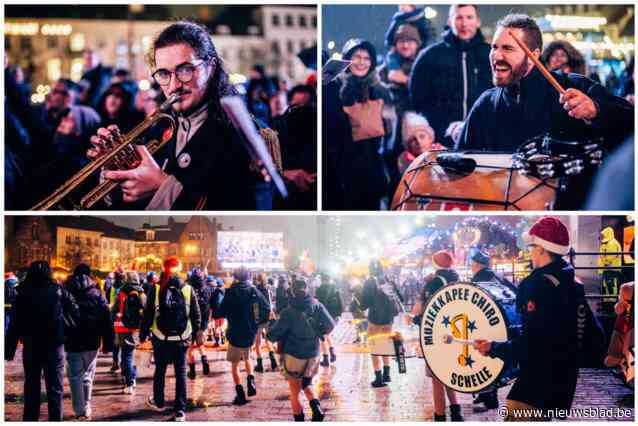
[182,285,192,317]
[438,274,448,287]
[543,274,560,287]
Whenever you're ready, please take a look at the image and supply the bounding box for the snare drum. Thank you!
[392,150,558,211]
[419,282,521,393]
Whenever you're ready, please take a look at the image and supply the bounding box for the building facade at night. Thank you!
[5,5,317,96]
[6,216,221,274]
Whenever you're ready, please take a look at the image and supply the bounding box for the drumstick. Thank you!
[442,334,506,345]
[507,30,566,96]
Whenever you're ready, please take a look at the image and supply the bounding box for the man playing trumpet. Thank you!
[88,21,271,210]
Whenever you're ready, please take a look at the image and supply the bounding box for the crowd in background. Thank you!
[6,44,318,211]
[323,4,635,211]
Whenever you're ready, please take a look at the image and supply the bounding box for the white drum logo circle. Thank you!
[420,282,508,393]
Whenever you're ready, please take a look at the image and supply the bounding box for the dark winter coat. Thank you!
[458,67,634,154]
[80,63,113,109]
[212,281,269,348]
[361,276,401,326]
[6,277,79,359]
[190,279,214,331]
[410,29,492,147]
[151,110,273,210]
[315,282,344,319]
[488,259,582,411]
[330,72,393,210]
[210,287,225,317]
[420,269,460,303]
[267,293,335,359]
[64,274,111,353]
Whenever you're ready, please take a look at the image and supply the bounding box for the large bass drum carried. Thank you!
[419,282,521,393]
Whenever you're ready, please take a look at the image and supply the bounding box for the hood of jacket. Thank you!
[290,293,313,312]
[530,258,575,285]
[66,273,94,296]
[601,227,615,243]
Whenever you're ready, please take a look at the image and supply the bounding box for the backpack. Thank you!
[155,284,191,340]
[252,287,271,325]
[376,281,403,319]
[121,290,144,330]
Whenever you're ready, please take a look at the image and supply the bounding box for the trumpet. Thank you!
[30,94,181,210]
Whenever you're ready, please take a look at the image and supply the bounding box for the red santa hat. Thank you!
[522,217,570,255]
[159,256,182,288]
[432,250,454,270]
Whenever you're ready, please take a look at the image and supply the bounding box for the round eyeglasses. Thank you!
[151,61,208,86]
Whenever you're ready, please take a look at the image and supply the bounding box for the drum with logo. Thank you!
[419,282,521,393]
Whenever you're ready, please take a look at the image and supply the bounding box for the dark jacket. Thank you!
[80,63,113,109]
[472,267,518,295]
[458,67,634,153]
[275,280,293,315]
[140,281,201,345]
[210,287,225,317]
[421,269,460,303]
[152,109,272,210]
[267,293,335,359]
[212,280,269,348]
[488,259,581,411]
[410,29,492,147]
[6,278,79,359]
[361,276,401,326]
[64,274,111,353]
[329,72,393,210]
[190,276,213,330]
[315,282,344,320]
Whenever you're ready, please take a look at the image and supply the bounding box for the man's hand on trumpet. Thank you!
[88,125,168,202]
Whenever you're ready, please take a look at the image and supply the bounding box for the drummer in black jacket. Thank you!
[474,217,583,420]
[457,14,633,210]
[469,250,517,410]
[458,14,633,154]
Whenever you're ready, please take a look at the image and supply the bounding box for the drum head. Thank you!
[420,282,508,393]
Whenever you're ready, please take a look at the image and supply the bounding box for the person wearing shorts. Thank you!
[213,268,269,406]
[267,279,335,421]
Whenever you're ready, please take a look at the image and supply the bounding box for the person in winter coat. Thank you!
[276,275,293,315]
[361,260,402,387]
[315,275,343,367]
[410,5,492,148]
[253,274,278,372]
[64,264,111,420]
[112,271,147,394]
[140,257,202,422]
[5,261,80,421]
[4,272,19,335]
[186,268,213,379]
[210,277,226,346]
[96,82,145,133]
[407,251,463,421]
[541,40,586,75]
[379,24,422,195]
[212,267,270,406]
[329,39,395,210]
[474,217,588,419]
[267,279,335,421]
[396,112,444,175]
[79,49,113,109]
[599,227,623,300]
[108,270,126,373]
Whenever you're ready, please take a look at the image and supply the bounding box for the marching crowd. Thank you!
[4,257,344,422]
[323,5,635,210]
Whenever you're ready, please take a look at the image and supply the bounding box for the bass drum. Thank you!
[419,282,521,394]
[392,151,557,211]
